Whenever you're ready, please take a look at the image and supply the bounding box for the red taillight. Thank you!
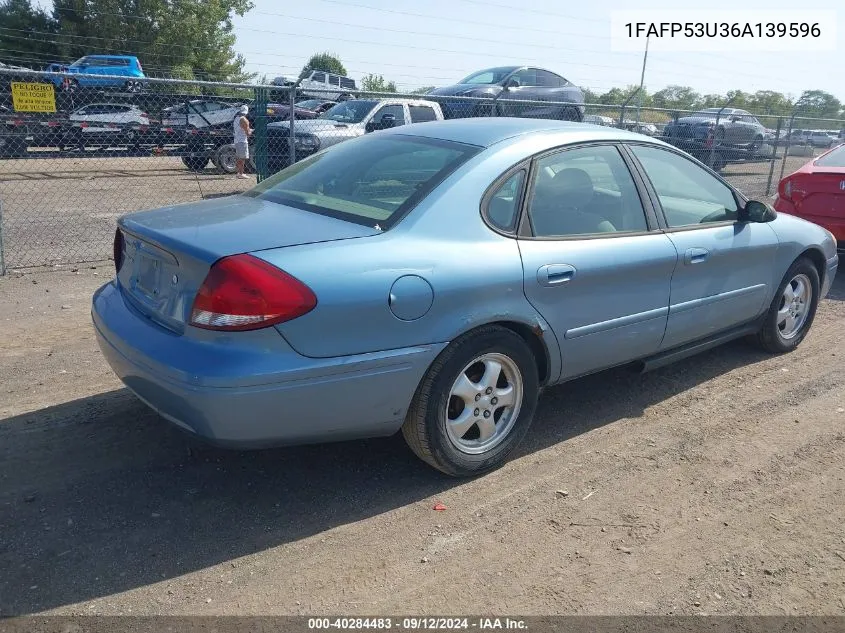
[113,229,125,273]
[190,254,317,331]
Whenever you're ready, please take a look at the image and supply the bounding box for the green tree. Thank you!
[796,89,841,118]
[747,90,793,115]
[47,0,254,82]
[361,73,396,93]
[301,52,346,77]
[581,87,600,104]
[0,0,60,65]
[651,85,701,111]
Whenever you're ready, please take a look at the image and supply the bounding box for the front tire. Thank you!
[401,326,539,477]
[753,257,820,353]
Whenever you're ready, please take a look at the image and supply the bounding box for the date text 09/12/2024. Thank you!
[307,618,528,630]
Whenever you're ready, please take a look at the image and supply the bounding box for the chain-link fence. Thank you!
[1,68,844,272]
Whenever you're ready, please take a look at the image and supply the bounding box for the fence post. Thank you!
[764,116,783,197]
[0,199,5,276]
[618,88,641,129]
[288,75,306,170]
[708,96,736,170]
[253,85,269,182]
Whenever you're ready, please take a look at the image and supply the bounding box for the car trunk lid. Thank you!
[115,194,380,333]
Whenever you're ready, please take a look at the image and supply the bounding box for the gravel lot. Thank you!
[0,152,818,270]
[0,267,843,616]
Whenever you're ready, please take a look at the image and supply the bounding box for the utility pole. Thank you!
[635,35,649,127]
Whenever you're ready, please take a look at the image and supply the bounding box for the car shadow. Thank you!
[0,335,777,615]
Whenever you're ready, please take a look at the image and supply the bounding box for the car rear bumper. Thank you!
[774,196,845,244]
[92,280,445,448]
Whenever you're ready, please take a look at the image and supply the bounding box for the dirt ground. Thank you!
[1,266,844,616]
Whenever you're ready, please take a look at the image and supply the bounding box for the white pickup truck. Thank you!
[263,98,445,173]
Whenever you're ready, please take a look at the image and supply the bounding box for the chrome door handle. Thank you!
[684,247,710,265]
[537,264,576,286]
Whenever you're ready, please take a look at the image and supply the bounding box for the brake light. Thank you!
[113,229,125,273]
[783,179,793,199]
[190,254,317,331]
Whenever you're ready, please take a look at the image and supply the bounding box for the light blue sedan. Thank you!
[92,118,839,476]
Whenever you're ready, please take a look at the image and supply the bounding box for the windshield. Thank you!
[318,100,377,123]
[458,67,518,85]
[296,99,325,109]
[244,135,481,229]
[815,144,845,167]
[72,57,93,66]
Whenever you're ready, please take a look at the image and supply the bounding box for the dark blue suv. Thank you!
[47,55,146,92]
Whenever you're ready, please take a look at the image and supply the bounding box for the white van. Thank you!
[272,70,357,100]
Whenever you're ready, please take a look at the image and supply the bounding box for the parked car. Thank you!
[46,55,146,92]
[161,100,243,129]
[582,114,614,127]
[265,99,335,121]
[0,61,37,91]
[807,131,840,149]
[272,70,357,100]
[0,104,29,157]
[61,103,149,149]
[663,108,766,151]
[94,118,838,476]
[774,143,845,248]
[427,66,585,121]
[264,98,444,172]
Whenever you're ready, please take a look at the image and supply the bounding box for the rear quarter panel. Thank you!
[255,140,562,379]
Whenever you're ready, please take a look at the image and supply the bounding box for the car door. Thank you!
[499,68,539,116]
[515,143,678,381]
[626,143,780,350]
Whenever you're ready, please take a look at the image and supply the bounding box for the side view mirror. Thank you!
[739,199,777,223]
[503,78,518,90]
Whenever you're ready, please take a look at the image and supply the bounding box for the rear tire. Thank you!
[181,155,209,172]
[753,257,820,354]
[401,326,539,477]
[212,144,238,173]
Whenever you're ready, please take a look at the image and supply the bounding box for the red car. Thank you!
[774,143,845,250]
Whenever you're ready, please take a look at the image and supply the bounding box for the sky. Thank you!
[29,0,844,101]
[228,0,844,101]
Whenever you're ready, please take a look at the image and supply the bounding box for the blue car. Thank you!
[48,55,145,92]
[92,119,838,476]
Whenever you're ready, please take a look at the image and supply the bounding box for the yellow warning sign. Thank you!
[11,82,57,113]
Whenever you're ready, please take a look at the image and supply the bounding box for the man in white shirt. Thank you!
[233,105,253,179]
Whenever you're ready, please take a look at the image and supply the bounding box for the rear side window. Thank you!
[329,75,340,86]
[340,77,356,89]
[815,144,845,167]
[312,72,325,83]
[486,170,526,232]
[246,135,480,228]
[409,105,437,123]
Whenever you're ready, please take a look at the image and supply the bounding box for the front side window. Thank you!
[630,144,739,227]
[372,104,405,126]
[511,68,538,87]
[319,100,379,123]
[311,72,325,83]
[459,67,518,85]
[245,136,480,228]
[535,70,562,87]
[528,145,648,237]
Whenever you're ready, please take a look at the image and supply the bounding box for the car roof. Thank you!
[378,117,657,148]
[85,55,135,59]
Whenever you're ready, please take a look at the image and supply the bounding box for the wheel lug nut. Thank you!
[475,394,481,401]
[474,408,480,416]
[483,410,491,418]
[485,387,493,394]
[491,397,498,405]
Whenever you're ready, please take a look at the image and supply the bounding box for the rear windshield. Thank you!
[244,135,481,229]
[815,144,845,167]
